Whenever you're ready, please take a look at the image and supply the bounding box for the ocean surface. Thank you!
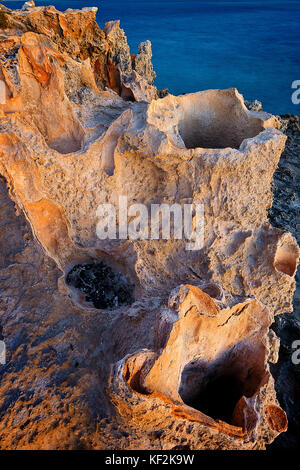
[3,0,300,115]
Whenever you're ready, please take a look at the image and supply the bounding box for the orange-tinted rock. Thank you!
[105,58,122,95]
[111,285,287,448]
[0,2,298,451]
[265,405,288,433]
[0,4,157,97]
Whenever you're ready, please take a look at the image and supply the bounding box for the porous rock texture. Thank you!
[267,114,300,449]
[0,3,299,450]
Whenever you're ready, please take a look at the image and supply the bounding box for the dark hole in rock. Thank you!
[200,282,222,299]
[179,342,267,425]
[183,373,242,424]
[66,262,134,310]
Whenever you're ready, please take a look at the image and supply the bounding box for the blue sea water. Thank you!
[3,0,300,114]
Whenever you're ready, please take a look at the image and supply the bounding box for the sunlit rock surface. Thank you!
[112,285,287,450]
[0,3,298,449]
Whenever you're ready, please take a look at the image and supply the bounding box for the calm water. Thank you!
[3,0,300,114]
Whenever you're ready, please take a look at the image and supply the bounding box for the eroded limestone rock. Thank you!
[0,4,157,99]
[0,4,298,450]
[134,40,156,86]
[110,285,287,449]
[0,72,297,316]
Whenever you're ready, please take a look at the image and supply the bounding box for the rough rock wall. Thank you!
[0,4,299,450]
[0,3,158,98]
[267,114,300,449]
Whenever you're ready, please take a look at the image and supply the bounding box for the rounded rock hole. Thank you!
[66,262,134,310]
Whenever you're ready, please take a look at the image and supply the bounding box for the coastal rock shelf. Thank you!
[0,3,298,449]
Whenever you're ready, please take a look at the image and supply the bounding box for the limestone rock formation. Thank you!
[134,40,156,85]
[267,114,300,449]
[0,4,299,450]
[0,2,157,99]
[111,284,287,449]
